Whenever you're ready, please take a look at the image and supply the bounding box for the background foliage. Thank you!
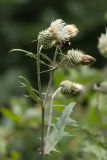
[0,0,107,160]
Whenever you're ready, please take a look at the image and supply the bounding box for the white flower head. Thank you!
[98,29,107,58]
[38,19,79,49]
[48,19,66,43]
[49,19,66,32]
[48,19,79,43]
[62,24,79,40]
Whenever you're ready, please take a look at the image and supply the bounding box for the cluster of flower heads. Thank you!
[60,80,84,96]
[38,19,78,49]
[98,29,107,58]
[38,19,96,97]
[38,19,96,68]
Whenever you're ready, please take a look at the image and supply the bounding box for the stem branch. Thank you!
[43,45,59,105]
[46,87,61,137]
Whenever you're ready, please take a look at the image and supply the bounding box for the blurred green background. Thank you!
[0,0,107,160]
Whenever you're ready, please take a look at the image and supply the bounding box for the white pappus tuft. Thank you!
[38,19,79,49]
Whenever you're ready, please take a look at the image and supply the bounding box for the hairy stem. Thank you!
[39,59,66,74]
[46,87,61,138]
[43,46,60,154]
[37,42,42,96]
[43,45,59,105]
[41,104,45,160]
[37,41,44,160]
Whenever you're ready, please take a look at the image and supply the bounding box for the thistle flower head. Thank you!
[48,19,66,43]
[98,29,107,58]
[48,19,78,43]
[66,49,96,67]
[94,81,107,94]
[38,30,56,49]
[63,24,79,40]
[48,19,66,33]
[38,19,79,49]
[60,80,84,96]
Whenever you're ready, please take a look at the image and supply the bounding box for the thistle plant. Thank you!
[10,19,96,160]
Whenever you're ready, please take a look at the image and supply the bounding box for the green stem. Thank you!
[43,45,59,105]
[40,58,66,74]
[46,87,61,138]
[41,104,45,160]
[37,42,42,96]
[37,42,44,160]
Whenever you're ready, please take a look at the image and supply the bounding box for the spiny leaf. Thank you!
[19,76,41,103]
[44,102,77,154]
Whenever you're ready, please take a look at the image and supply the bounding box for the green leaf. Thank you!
[10,49,51,67]
[19,76,41,103]
[44,102,77,154]
[9,49,37,60]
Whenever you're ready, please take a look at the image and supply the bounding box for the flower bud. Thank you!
[60,80,84,96]
[66,49,96,67]
[38,30,56,49]
[98,29,107,58]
